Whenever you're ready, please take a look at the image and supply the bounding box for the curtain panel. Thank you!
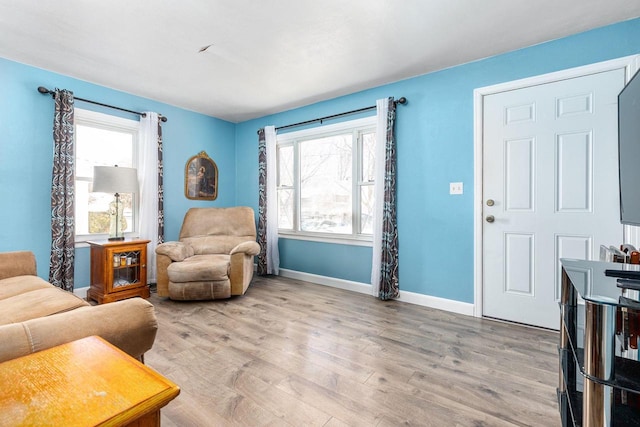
[257,126,280,275]
[139,112,164,283]
[371,97,399,300]
[49,89,76,292]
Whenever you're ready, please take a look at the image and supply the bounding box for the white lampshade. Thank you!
[93,166,138,194]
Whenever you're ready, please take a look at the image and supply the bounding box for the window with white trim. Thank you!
[276,117,376,243]
[74,109,139,242]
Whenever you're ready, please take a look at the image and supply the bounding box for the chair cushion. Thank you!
[168,280,231,300]
[167,254,230,282]
[183,235,256,255]
[179,207,256,242]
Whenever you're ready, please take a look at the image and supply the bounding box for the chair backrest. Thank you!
[179,207,257,254]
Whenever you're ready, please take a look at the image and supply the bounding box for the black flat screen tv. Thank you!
[618,68,640,226]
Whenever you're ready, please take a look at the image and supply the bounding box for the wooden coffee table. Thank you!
[0,336,179,426]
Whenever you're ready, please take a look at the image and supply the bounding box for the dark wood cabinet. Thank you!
[87,239,150,304]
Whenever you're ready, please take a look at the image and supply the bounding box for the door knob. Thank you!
[486,199,495,207]
[486,215,495,223]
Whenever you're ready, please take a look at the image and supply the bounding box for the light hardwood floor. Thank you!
[145,275,560,427]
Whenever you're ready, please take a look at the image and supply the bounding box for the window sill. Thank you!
[75,233,139,248]
[278,231,372,247]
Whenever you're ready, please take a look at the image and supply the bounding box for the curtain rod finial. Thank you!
[396,97,407,105]
[37,86,51,95]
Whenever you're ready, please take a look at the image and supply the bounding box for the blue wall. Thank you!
[0,58,236,284]
[234,18,640,303]
[2,18,640,302]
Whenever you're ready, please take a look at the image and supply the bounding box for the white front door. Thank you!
[482,68,625,329]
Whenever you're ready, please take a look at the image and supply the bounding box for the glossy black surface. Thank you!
[561,259,640,306]
[559,259,640,426]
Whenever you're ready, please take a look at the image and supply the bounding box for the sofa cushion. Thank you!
[167,254,230,282]
[0,298,157,363]
[0,275,52,300]
[0,287,89,325]
[0,251,36,280]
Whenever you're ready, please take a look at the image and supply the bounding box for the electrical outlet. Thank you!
[450,182,463,195]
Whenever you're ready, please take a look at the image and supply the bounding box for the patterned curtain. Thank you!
[257,129,268,274]
[372,97,399,300]
[49,89,75,292]
[139,112,164,283]
[157,119,165,244]
[257,126,279,275]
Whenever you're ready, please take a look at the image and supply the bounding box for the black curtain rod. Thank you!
[258,96,407,134]
[37,86,168,122]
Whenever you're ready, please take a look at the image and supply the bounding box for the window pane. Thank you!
[361,131,376,182]
[75,119,136,238]
[76,125,134,177]
[278,188,294,230]
[300,134,352,234]
[76,183,134,235]
[360,184,374,234]
[278,145,294,187]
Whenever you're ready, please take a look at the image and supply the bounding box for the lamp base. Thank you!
[108,193,125,242]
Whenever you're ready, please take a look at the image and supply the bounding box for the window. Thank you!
[75,109,139,242]
[276,117,376,244]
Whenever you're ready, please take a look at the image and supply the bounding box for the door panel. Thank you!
[505,137,535,211]
[557,131,591,212]
[482,68,625,329]
[504,233,534,295]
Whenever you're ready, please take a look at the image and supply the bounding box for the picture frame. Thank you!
[185,151,218,200]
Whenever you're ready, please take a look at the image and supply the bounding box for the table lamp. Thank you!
[92,165,138,241]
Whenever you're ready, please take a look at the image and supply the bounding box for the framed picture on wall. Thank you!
[185,151,218,200]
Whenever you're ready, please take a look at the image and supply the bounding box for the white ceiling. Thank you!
[1,1,639,123]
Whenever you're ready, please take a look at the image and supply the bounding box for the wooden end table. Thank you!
[0,336,179,426]
[87,239,151,304]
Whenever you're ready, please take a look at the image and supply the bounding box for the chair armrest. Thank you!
[230,241,261,256]
[156,241,194,262]
[0,298,157,363]
[0,251,37,280]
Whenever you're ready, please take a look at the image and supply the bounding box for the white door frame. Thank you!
[473,55,640,318]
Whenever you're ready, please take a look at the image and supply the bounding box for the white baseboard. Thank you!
[278,268,372,295]
[74,286,88,299]
[396,289,475,317]
[277,268,475,317]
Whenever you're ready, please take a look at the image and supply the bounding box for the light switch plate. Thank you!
[450,182,463,195]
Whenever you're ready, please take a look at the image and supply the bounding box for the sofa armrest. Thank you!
[156,254,172,297]
[0,251,37,281]
[0,298,157,363]
[230,241,261,256]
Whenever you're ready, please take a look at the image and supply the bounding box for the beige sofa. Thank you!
[156,207,261,300]
[0,251,157,363]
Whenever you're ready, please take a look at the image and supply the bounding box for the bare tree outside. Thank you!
[275,122,376,237]
[75,122,136,237]
[300,134,352,233]
[277,145,294,229]
[360,131,376,233]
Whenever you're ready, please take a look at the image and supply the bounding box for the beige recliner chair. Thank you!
[155,207,261,300]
